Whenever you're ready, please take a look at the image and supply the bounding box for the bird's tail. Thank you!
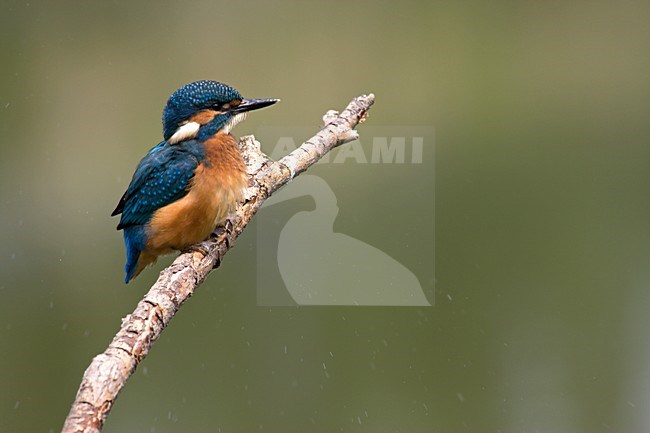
[123,226,147,283]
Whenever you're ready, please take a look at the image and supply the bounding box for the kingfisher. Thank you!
[112,80,278,283]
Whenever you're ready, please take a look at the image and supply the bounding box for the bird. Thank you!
[112,80,278,283]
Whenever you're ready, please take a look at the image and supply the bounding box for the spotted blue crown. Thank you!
[162,80,242,140]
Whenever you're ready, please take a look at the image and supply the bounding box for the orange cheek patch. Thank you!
[189,109,218,125]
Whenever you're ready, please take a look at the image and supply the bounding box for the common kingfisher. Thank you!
[112,80,278,283]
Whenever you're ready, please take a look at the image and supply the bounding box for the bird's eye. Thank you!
[213,100,241,112]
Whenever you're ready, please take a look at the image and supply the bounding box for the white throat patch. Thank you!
[168,121,200,144]
[222,112,247,135]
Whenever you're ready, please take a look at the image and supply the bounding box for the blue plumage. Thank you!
[113,141,204,229]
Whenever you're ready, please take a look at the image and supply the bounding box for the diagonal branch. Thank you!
[61,93,375,433]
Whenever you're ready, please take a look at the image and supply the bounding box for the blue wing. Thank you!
[112,141,202,230]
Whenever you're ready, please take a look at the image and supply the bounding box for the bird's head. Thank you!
[162,80,278,144]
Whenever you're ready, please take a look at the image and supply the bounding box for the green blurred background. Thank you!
[1,0,649,432]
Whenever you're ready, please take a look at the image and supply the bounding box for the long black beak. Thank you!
[231,98,279,114]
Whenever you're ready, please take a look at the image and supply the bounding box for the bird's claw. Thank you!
[182,243,211,257]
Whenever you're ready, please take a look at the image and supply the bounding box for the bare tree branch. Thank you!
[61,93,375,433]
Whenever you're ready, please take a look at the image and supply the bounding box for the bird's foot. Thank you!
[212,219,234,239]
[182,243,211,257]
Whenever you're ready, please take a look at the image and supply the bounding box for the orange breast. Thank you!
[146,132,247,255]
